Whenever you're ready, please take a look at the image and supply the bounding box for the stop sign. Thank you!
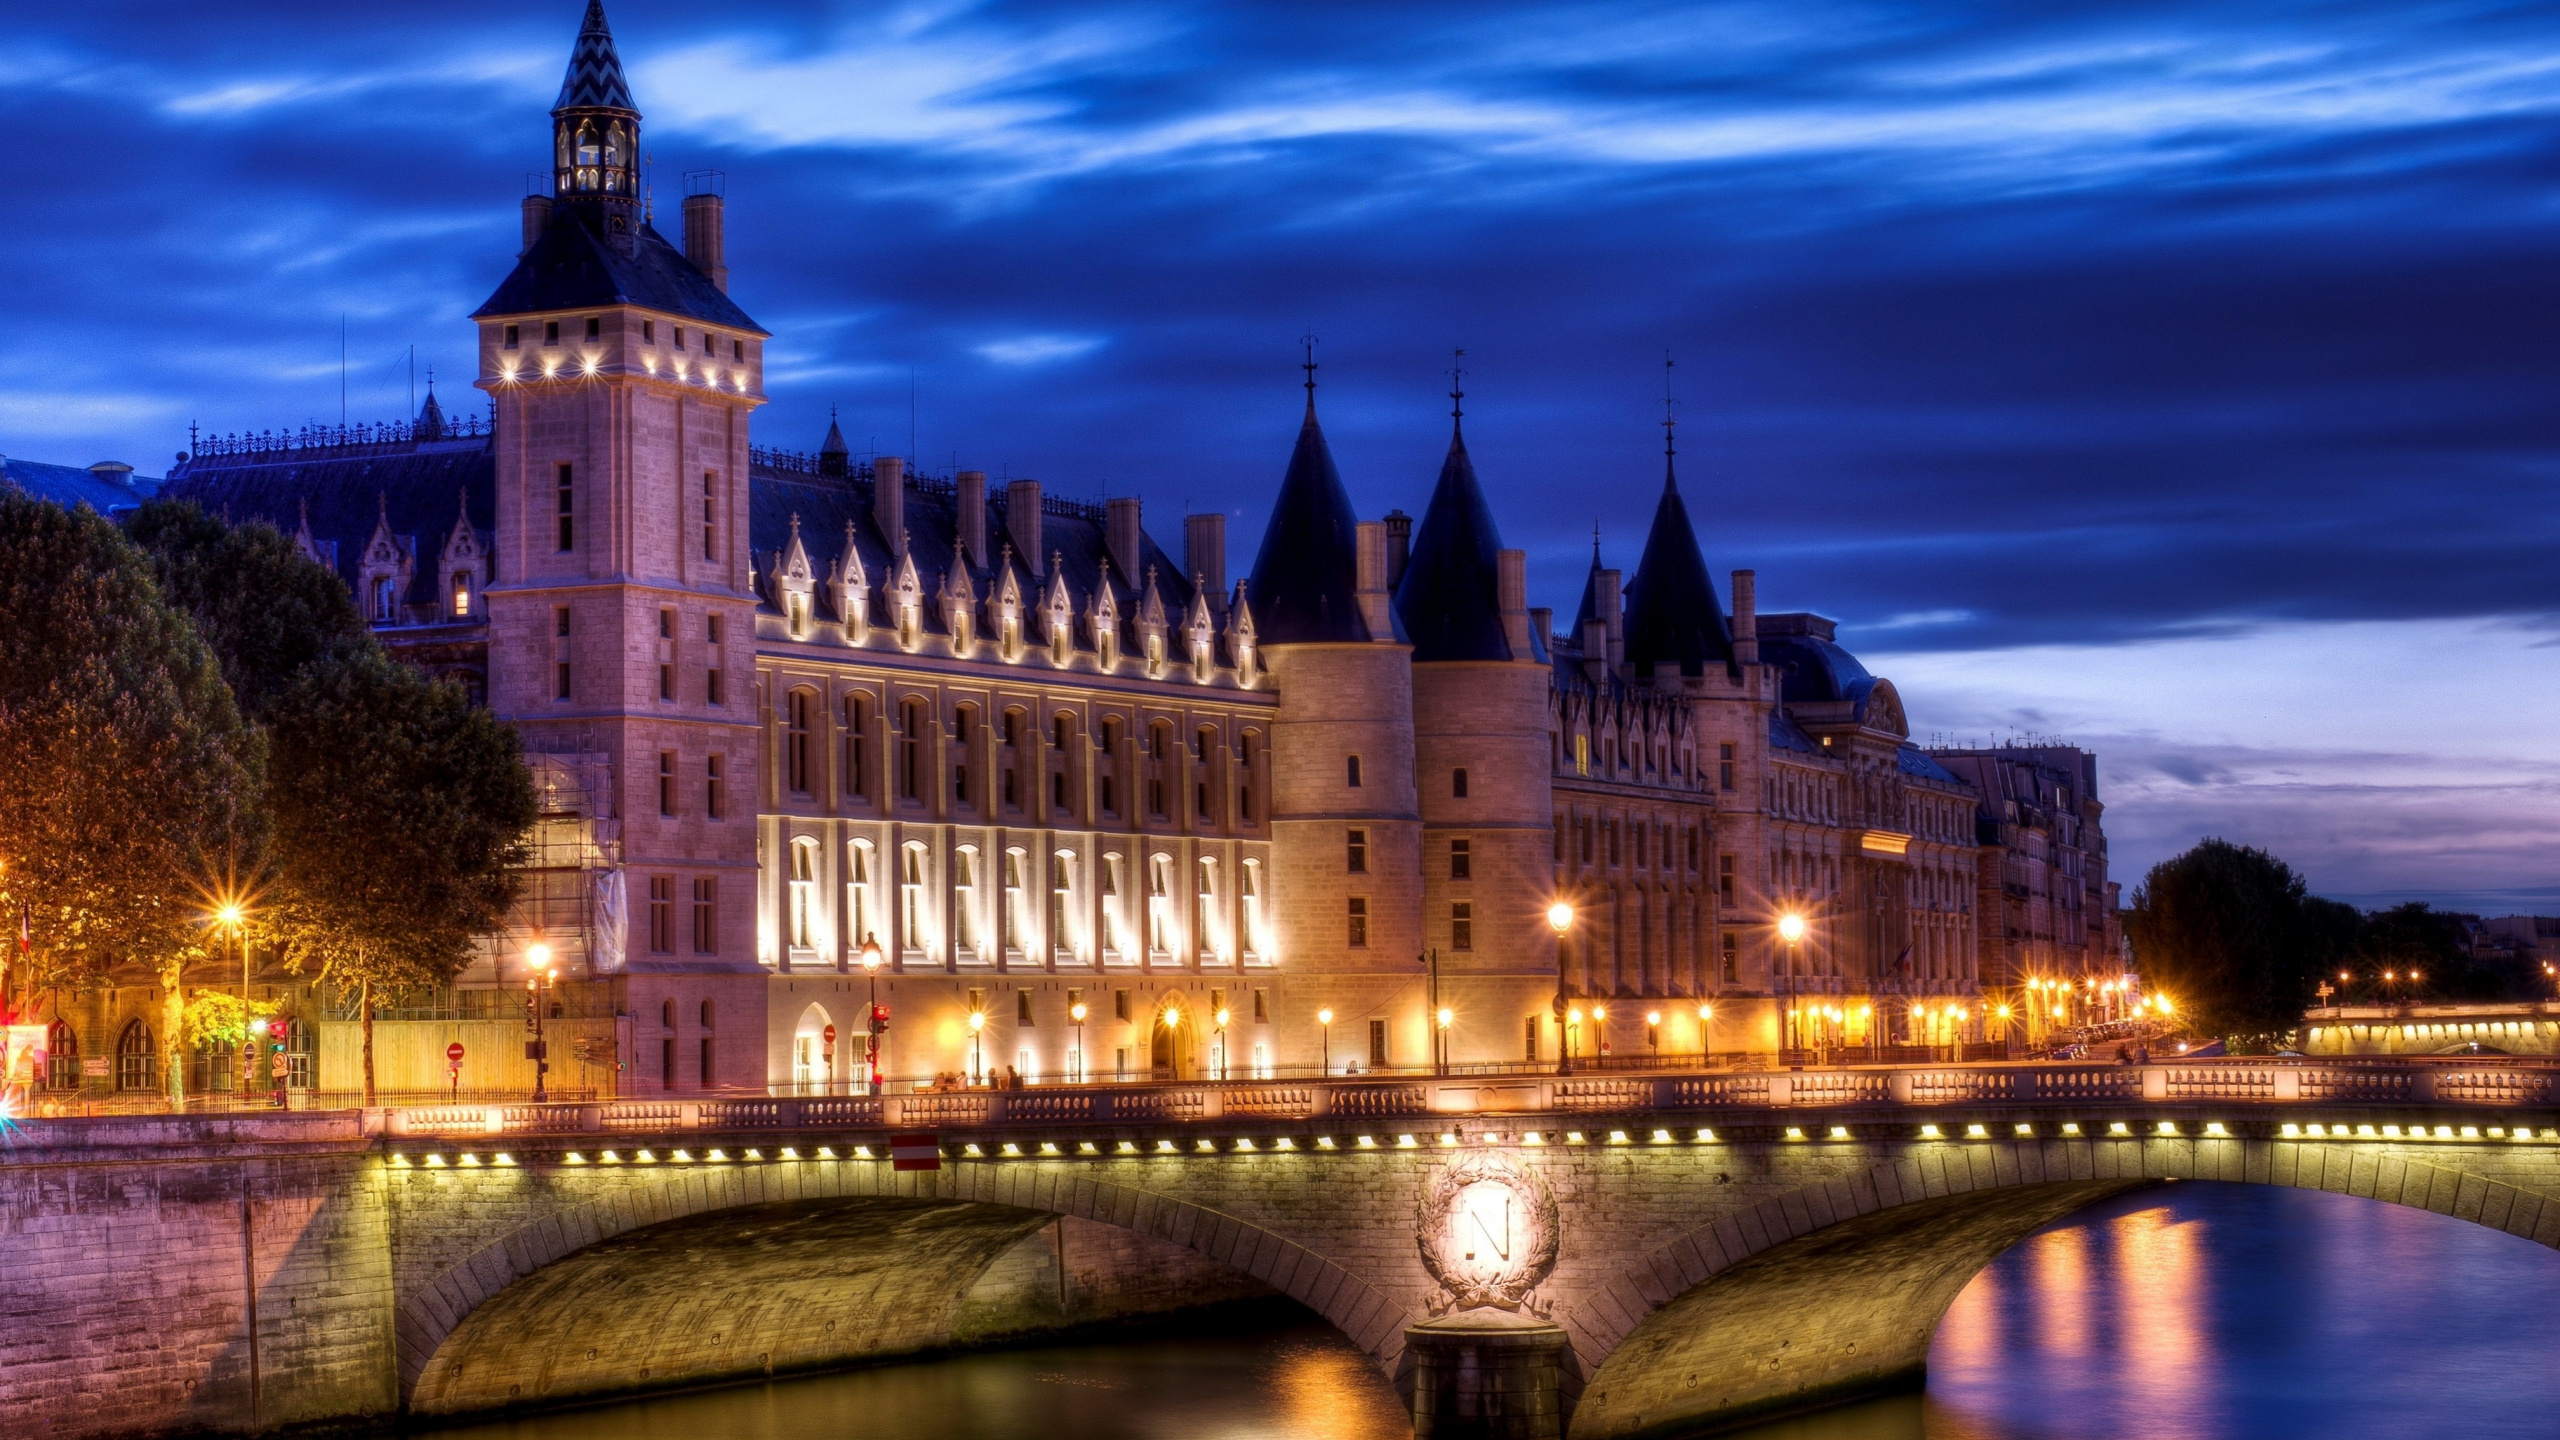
[446,1042,465,1066]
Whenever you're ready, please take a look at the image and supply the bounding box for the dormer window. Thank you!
[503,325,520,350]
[452,573,472,618]
[373,577,398,622]
[584,317,600,342]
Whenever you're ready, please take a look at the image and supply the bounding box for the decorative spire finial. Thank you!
[1662,352,1677,463]
[1449,347,1466,426]
[1299,333,1320,415]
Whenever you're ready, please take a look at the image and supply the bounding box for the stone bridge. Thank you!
[11,1058,2560,1440]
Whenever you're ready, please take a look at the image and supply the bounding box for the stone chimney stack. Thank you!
[1383,509,1413,589]
[874,456,906,556]
[520,196,553,255]
[1185,513,1227,609]
[682,193,728,292]
[1529,606,1553,655]
[1599,569,1626,670]
[1355,520,1396,639]
[1497,548,1531,658]
[1107,497,1143,584]
[956,471,987,567]
[1006,480,1044,575]
[1732,569,1759,666]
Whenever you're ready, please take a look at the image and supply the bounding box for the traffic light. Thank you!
[870,1004,890,1034]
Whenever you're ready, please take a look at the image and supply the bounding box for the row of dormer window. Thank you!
[500,317,747,361]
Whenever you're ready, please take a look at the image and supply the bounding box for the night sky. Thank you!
[5,1,2556,911]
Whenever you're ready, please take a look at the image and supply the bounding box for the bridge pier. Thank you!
[1406,1312,1571,1440]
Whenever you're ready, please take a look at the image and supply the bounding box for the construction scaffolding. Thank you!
[475,736,622,988]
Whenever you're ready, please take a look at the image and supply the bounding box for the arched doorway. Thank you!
[791,1003,836,1093]
[1148,999,1195,1081]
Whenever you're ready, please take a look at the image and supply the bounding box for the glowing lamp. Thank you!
[1546,902,1574,934]
[1776,912,1806,943]
[1316,1007,1334,1025]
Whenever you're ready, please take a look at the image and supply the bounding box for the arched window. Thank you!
[789,837,820,950]
[848,840,876,953]
[1237,731,1258,824]
[1347,754,1363,788]
[373,576,399,622]
[1147,854,1173,954]
[1101,852,1126,957]
[1147,723,1172,817]
[46,1020,77,1090]
[1195,857,1218,960]
[1241,859,1265,958]
[451,572,472,618]
[115,1020,153,1091]
[1002,848,1027,956]
[700,998,715,1028]
[844,694,871,800]
[786,689,815,795]
[1098,718,1124,815]
[953,847,981,954]
[1002,709,1026,810]
[1050,712,1077,815]
[662,998,676,1029]
[1051,850,1077,958]
[953,706,977,807]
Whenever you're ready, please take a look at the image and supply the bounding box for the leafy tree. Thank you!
[265,651,537,1103]
[126,499,371,720]
[2352,902,2510,1002]
[0,494,265,1109]
[2127,839,2346,1049]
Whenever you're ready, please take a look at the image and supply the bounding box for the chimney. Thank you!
[1107,496,1143,586]
[874,456,906,557]
[1599,569,1625,669]
[1006,479,1044,575]
[1732,569,1758,666]
[1185,513,1227,609]
[682,193,728,293]
[1497,549,1531,658]
[1529,606,1553,655]
[1383,509,1413,589]
[956,471,987,567]
[1355,521,1395,640]
[520,195,553,255]
[1581,617,1609,684]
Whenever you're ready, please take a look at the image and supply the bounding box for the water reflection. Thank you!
[426,1183,2560,1440]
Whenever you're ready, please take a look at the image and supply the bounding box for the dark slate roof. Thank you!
[1758,628,1878,710]
[1897,746,1963,786]
[555,0,636,114]
[1770,709,1824,756]
[162,436,494,611]
[1621,460,1733,676]
[473,208,763,333]
[1392,423,1511,663]
[1,458,161,514]
[1244,397,1376,645]
[749,462,1196,637]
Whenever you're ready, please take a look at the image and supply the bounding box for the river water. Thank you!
[430,1182,2560,1440]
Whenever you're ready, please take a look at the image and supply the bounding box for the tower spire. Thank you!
[1300,332,1320,418]
[1662,353,1677,476]
[551,0,641,245]
[1449,347,1467,430]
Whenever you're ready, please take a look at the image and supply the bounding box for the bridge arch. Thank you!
[1562,1138,2560,1438]
[394,1157,1410,1416]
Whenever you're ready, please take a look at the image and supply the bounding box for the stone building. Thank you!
[1926,745,2124,992]
[26,3,2124,1099]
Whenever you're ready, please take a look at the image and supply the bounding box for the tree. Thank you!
[2127,839,2344,1049]
[125,500,371,721]
[265,651,537,1103]
[0,494,265,1109]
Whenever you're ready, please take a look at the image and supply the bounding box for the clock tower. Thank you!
[472,1,771,1084]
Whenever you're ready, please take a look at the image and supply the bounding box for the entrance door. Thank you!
[1150,1023,1176,1081]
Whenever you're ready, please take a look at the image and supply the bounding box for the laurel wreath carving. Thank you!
[1415,1151,1561,1316]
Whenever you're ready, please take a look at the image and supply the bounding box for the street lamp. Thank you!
[1548,902,1576,1076]
[1646,1009,1662,1064]
[1214,1006,1233,1081]
[1776,912,1806,1058]
[1591,1004,1609,1064]
[860,936,884,1096]
[1160,1003,1182,1081]
[1698,1004,1714,1066]
[1070,999,1089,1082]
[1566,1005,1584,1072]
[524,942,557,1103]
[1317,1007,1334,1076]
[1435,1006,1454,1076]
[213,898,251,1101]
[967,1008,986,1085]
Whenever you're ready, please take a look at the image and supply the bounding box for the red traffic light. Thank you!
[870,1004,890,1031]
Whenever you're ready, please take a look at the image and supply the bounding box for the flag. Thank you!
[890,1132,941,1172]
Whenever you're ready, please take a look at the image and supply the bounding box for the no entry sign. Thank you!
[446,1042,465,1067]
[890,1132,941,1172]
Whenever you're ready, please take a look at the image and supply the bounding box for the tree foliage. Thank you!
[265,650,537,1002]
[126,499,371,721]
[2127,839,2345,1048]
[0,494,265,1104]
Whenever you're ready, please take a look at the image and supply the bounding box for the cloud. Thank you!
[974,333,1109,365]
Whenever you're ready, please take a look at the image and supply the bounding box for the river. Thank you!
[428,1181,2560,1440]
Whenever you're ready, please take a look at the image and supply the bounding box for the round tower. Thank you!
[1247,372,1423,1073]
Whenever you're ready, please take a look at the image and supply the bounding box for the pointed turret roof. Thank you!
[1621,457,1734,677]
[1244,381,1369,645]
[820,412,848,458]
[415,384,447,440]
[554,0,637,115]
[1571,531,1604,632]
[1393,419,1510,662]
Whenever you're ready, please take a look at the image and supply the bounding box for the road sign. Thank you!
[823,1024,837,1049]
[446,1042,465,1066]
[890,1132,941,1172]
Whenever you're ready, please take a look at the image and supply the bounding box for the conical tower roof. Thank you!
[820,412,849,458]
[1621,457,1734,677]
[554,0,636,114]
[1393,420,1510,662]
[1245,385,1370,645]
[415,384,447,440]
[1571,532,1604,633]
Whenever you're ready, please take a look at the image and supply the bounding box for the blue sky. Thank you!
[4,0,2556,909]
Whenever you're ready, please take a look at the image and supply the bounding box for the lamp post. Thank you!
[967,1008,986,1086]
[860,935,884,1096]
[1070,1000,1088,1082]
[1591,1004,1609,1063]
[1160,1003,1182,1081]
[216,901,249,1101]
[1698,1003,1714,1066]
[1777,912,1806,1061]
[1435,1006,1453,1076]
[1317,1007,1334,1077]
[524,941,556,1104]
[1548,901,1576,1076]
[1214,1006,1232,1081]
[1645,1009,1662,1065]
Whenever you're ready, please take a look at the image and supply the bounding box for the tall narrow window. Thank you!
[658,608,674,700]
[555,463,574,552]
[1102,854,1125,955]
[1368,1018,1387,1067]
[1348,897,1369,948]
[1347,828,1368,874]
[1524,1016,1541,1063]
[657,752,675,817]
[789,839,818,949]
[691,878,717,954]
[554,606,572,701]
[1452,767,1469,799]
[1719,741,1736,791]
[900,700,924,801]
[845,695,871,799]
[952,849,978,955]
[705,614,725,706]
[899,845,926,952]
[1347,755,1363,788]
[1002,849,1025,956]
[1241,860,1263,956]
[1721,931,1739,982]
[1719,854,1736,909]
[1051,852,1075,957]
[848,842,874,951]
[1195,858,1216,959]
[786,690,813,794]
[1452,901,1473,952]
[702,472,717,562]
[1450,838,1471,880]
[1147,855,1171,954]
[706,755,725,820]
[954,707,974,806]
